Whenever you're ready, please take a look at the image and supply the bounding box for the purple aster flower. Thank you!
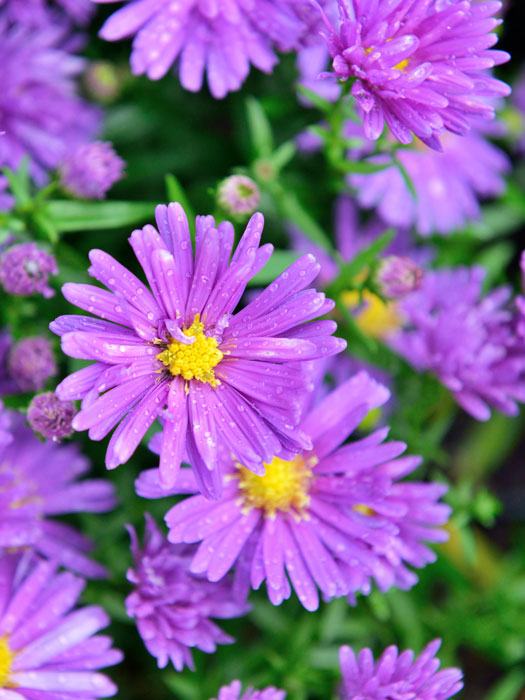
[27,391,77,440]
[217,175,261,217]
[350,128,510,236]
[0,242,58,298]
[126,515,248,671]
[318,0,510,149]
[0,0,95,26]
[0,553,122,697]
[6,335,57,393]
[389,266,525,421]
[0,400,12,446]
[212,681,286,700]
[60,141,125,200]
[376,256,423,300]
[51,202,345,497]
[93,0,322,99]
[137,372,450,611]
[339,639,463,700]
[0,19,100,185]
[0,405,116,577]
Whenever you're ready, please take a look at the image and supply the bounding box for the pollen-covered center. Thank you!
[157,314,223,387]
[342,289,402,339]
[0,636,13,687]
[237,455,314,518]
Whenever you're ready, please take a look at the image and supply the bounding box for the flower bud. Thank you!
[217,175,260,217]
[377,256,423,299]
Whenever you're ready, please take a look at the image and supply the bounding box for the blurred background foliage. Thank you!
[1,2,525,699]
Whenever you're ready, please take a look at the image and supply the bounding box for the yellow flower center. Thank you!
[341,289,402,339]
[353,504,375,516]
[237,455,315,518]
[393,58,409,71]
[156,314,223,387]
[0,637,13,687]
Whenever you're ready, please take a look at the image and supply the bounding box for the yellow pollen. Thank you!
[156,314,223,387]
[353,504,375,516]
[237,455,314,518]
[0,636,13,687]
[341,289,402,339]
[393,58,409,71]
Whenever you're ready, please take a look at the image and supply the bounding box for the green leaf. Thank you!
[392,153,417,198]
[297,85,333,113]
[165,174,195,220]
[246,97,274,159]
[2,159,31,207]
[486,668,525,700]
[276,190,333,252]
[339,158,393,175]
[249,249,301,286]
[46,200,156,232]
[268,141,296,173]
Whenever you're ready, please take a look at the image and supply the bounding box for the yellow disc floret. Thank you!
[237,455,314,518]
[341,289,402,339]
[157,314,223,387]
[0,636,13,687]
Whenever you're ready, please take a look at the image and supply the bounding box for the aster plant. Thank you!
[0,404,116,577]
[136,372,450,610]
[92,0,321,98]
[319,0,510,150]
[52,201,345,497]
[126,515,248,671]
[211,681,286,700]
[0,553,122,697]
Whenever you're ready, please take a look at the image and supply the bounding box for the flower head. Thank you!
[350,128,510,236]
[339,640,463,700]
[52,202,345,498]
[320,0,510,149]
[0,19,99,184]
[377,256,423,300]
[138,372,450,611]
[0,243,57,298]
[212,681,286,700]
[0,404,116,577]
[6,335,57,392]
[60,141,125,199]
[389,266,525,421]
[94,0,321,98]
[218,175,261,217]
[0,553,122,697]
[126,515,248,671]
[27,391,77,440]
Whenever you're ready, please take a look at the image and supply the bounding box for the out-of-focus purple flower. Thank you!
[126,515,248,671]
[0,0,95,26]
[517,252,525,343]
[319,0,510,149]
[0,405,116,577]
[218,175,261,217]
[6,336,57,392]
[60,141,125,200]
[0,331,17,395]
[138,372,449,611]
[51,202,345,498]
[350,129,510,236]
[339,639,463,700]
[0,175,14,212]
[27,391,77,440]
[0,399,11,446]
[212,681,286,700]
[390,266,525,421]
[0,19,100,185]
[0,553,122,697]
[93,0,322,99]
[0,243,57,298]
[377,256,423,300]
[513,71,525,152]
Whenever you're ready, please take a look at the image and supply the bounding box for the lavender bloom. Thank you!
[0,19,100,185]
[0,331,16,395]
[126,515,248,671]
[138,372,450,611]
[212,681,286,700]
[217,175,261,217]
[93,0,321,99]
[60,141,125,200]
[27,391,77,440]
[0,553,122,697]
[0,405,116,577]
[389,267,525,421]
[0,243,57,298]
[0,0,95,26]
[350,129,510,236]
[6,336,57,393]
[319,0,510,150]
[377,256,423,300]
[339,640,463,700]
[51,202,345,498]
